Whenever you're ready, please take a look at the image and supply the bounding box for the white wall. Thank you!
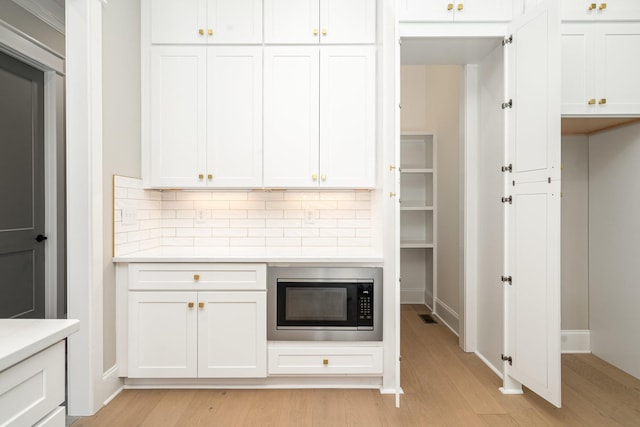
[400,65,461,331]
[589,121,640,379]
[102,0,141,371]
[560,135,589,330]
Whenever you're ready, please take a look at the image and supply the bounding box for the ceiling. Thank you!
[401,37,503,65]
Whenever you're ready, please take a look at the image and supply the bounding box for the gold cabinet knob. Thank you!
[588,3,597,10]
[208,29,213,36]
[588,98,596,105]
[194,274,200,281]
[599,3,607,10]
[198,302,204,309]
[390,192,396,198]
[313,28,319,36]
[321,28,327,36]
[198,29,204,35]
[457,3,464,11]
[188,302,194,308]
[599,98,607,104]
[198,174,204,180]
[312,174,318,181]
[321,174,326,181]
[389,165,396,171]
[447,3,453,11]
[323,359,329,365]
[207,174,213,180]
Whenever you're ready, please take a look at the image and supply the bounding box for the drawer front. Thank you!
[0,342,65,427]
[34,406,65,427]
[268,346,383,375]
[129,263,267,290]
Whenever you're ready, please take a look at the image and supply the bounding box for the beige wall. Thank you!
[0,1,64,55]
[102,0,141,371]
[401,65,462,328]
[561,135,589,330]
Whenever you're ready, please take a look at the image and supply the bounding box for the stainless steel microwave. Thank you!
[267,267,382,341]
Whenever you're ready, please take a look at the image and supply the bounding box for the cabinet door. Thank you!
[561,24,596,115]
[264,0,320,44]
[561,0,597,21]
[264,47,320,188]
[595,23,640,115]
[150,0,207,44]
[320,0,376,43]
[197,292,267,378]
[398,0,454,22]
[128,292,198,378]
[150,47,207,188]
[320,46,376,188]
[207,47,263,187]
[207,0,262,44]
[453,0,512,22]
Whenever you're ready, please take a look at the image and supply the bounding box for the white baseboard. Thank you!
[475,350,504,379]
[401,289,425,304]
[102,365,124,406]
[561,330,591,354]
[434,298,459,336]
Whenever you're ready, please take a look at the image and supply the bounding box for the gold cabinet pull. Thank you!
[389,165,396,171]
[194,274,200,281]
[588,3,597,10]
[321,174,327,181]
[188,302,194,308]
[599,3,607,10]
[208,29,213,36]
[207,174,213,180]
[323,359,329,365]
[198,29,204,35]
[198,174,204,180]
[447,3,453,11]
[390,192,396,198]
[321,28,327,36]
[588,98,596,105]
[457,3,464,11]
[198,302,204,309]
[599,98,607,104]
[312,174,318,181]
[313,28,319,36]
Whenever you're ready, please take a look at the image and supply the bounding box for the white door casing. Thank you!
[503,0,561,408]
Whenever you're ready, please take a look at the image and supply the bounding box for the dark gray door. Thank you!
[0,51,45,318]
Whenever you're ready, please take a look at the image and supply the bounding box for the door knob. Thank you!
[35,234,48,243]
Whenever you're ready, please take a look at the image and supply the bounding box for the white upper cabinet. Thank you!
[561,0,640,21]
[264,46,376,188]
[150,0,262,44]
[320,47,376,187]
[264,0,376,44]
[398,0,512,22]
[150,46,262,187]
[562,22,640,115]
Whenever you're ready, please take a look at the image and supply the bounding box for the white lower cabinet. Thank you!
[0,342,65,427]
[126,263,267,379]
[268,345,383,375]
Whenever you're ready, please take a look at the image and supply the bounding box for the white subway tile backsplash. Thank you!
[113,176,375,256]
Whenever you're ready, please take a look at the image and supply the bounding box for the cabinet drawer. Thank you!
[0,342,65,427]
[128,263,266,290]
[34,406,65,427]
[268,346,383,375]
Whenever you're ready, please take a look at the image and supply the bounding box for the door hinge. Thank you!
[501,164,512,173]
[501,196,512,204]
[501,99,513,109]
[501,354,513,365]
[502,35,513,46]
[501,275,512,285]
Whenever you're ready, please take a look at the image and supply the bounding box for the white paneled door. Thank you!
[503,1,561,408]
[264,0,320,44]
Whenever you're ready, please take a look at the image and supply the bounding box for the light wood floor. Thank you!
[74,305,640,426]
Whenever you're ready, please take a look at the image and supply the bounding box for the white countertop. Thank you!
[113,246,384,264]
[0,319,80,372]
